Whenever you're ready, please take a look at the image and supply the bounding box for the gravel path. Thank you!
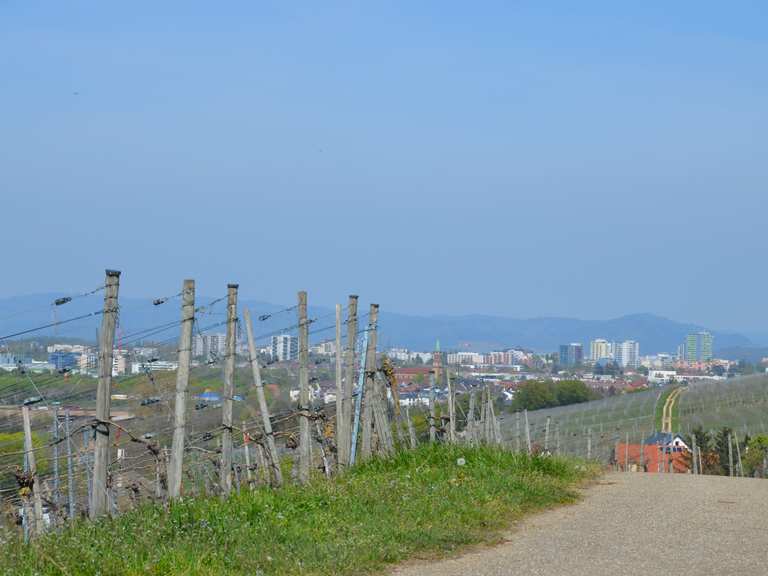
[392,473,768,576]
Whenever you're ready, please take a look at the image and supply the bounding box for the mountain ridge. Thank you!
[0,294,752,355]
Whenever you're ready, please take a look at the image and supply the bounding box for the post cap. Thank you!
[105,270,121,277]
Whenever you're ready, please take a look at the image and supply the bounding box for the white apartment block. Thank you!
[614,340,640,369]
[271,334,298,362]
[589,339,613,361]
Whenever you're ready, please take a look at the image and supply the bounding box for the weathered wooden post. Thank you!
[243,308,283,486]
[90,269,120,518]
[428,371,437,443]
[524,409,532,454]
[446,368,456,443]
[65,409,75,519]
[22,406,44,537]
[360,304,379,460]
[219,284,238,496]
[339,295,358,468]
[297,291,312,484]
[168,279,195,500]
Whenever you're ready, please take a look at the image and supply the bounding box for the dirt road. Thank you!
[392,472,768,576]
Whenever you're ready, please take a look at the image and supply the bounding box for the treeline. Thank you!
[510,379,600,411]
[688,427,768,477]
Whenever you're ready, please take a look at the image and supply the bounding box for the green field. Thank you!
[0,445,592,576]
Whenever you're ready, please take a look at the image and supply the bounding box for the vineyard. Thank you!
[506,373,768,463]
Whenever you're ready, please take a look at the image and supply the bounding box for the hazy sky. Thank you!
[1,2,766,331]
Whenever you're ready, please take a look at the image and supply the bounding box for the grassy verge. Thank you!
[1,445,595,576]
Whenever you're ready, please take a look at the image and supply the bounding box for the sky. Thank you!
[1,2,766,332]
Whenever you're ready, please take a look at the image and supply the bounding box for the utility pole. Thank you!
[340,295,358,468]
[220,284,238,496]
[90,269,120,519]
[243,308,283,486]
[65,410,75,519]
[360,304,379,460]
[22,406,44,537]
[446,368,456,443]
[168,279,195,500]
[334,304,343,467]
[297,291,311,484]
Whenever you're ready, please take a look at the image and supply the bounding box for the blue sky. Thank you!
[1,2,766,331]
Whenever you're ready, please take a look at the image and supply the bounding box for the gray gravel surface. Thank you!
[392,472,768,576]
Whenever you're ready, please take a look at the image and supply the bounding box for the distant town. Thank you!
[1,328,763,412]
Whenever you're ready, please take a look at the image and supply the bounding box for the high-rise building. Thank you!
[684,331,714,362]
[192,333,227,361]
[589,339,613,362]
[614,340,640,369]
[271,334,298,362]
[559,343,583,367]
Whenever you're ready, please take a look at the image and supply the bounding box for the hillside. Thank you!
[0,294,751,354]
[511,374,768,463]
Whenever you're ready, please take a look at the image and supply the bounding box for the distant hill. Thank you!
[377,311,751,354]
[0,294,751,355]
[715,347,768,364]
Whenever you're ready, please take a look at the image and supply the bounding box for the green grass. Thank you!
[0,445,593,576]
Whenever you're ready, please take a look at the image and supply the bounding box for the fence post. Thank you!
[90,269,120,519]
[334,304,344,466]
[524,409,532,454]
[52,407,60,513]
[734,435,743,477]
[405,404,418,449]
[242,421,253,489]
[22,406,44,537]
[340,295,358,468]
[466,392,476,446]
[691,436,698,475]
[219,284,238,496]
[447,368,456,443]
[243,308,283,486]
[728,432,734,478]
[428,371,437,443]
[372,372,394,455]
[625,431,630,472]
[168,279,195,500]
[360,304,379,460]
[297,291,312,483]
[515,410,520,452]
[544,416,551,452]
[64,410,75,519]
[349,328,370,466]
[587,428,592,460]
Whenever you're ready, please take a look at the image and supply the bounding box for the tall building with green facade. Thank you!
[684,331,713,362]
